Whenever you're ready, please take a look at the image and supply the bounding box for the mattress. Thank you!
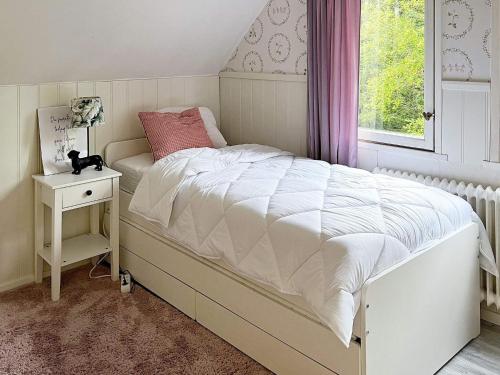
[128,144,497,347]
[112,153,153,193]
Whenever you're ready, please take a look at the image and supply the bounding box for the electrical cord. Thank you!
[90,205,135,293]
[89,252,111,279]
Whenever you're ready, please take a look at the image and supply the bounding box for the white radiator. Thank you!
[374,168,500,310]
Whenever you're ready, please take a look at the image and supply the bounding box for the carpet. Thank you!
[0,265,272,375]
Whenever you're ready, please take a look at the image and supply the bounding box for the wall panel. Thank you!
[18,86,40,279]
[220,73,307,156]
[157,78,173,109]
[0,75,219,291]
[112,80,129,142]
[39,84,58,107]
[171,78,186,106]
[0,86,20,285]
[95,82,113,156]
[58,83,77,105]
[241,80,253,145]
[276,81,308,156]
[220,78,242,145]
[441,82,490,165]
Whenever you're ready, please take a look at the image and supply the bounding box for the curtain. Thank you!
[307,0,361,167]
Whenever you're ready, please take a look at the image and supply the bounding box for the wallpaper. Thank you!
[223,0,308,75]
[441,0,492,81]
[224,0,492,82]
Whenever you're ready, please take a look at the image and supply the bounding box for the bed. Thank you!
[105,137,492,375]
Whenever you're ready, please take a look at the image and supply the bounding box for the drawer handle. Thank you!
[85,190,93,196]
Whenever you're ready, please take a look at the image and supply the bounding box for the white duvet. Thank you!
[129,144,497,346]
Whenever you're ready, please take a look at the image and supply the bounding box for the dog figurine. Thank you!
[67,150,104,175]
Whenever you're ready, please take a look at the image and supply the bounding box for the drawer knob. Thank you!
[85,190,93,196]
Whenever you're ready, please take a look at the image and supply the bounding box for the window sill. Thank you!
[358,128,433,150]
[358,140,448,161]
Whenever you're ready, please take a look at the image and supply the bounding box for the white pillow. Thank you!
[157,106,227,148]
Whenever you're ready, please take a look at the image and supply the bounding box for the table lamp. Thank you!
[69,96,105,154]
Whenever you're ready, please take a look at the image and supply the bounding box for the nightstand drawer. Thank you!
[62,179,112,208]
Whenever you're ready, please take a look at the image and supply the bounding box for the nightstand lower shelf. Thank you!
[41,234,110,267]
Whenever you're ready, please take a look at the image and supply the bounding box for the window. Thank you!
[358,0,434,150]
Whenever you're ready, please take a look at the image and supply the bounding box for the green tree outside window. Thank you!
[359,0,425,137]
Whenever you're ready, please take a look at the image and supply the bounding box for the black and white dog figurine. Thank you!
[67,150,104,175]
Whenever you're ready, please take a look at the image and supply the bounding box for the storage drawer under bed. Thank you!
[118,218,361,375]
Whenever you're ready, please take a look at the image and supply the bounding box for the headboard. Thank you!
[104,138,150,166]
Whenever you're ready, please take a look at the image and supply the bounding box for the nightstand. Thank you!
[32,167,122,301]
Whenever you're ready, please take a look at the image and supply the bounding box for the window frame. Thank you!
[358,0,435,151]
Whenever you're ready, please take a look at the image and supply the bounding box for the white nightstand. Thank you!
[32,167,122,301]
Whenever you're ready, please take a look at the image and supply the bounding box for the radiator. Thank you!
[373,167,500,310]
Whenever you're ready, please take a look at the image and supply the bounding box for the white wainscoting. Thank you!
[220,72,500,187]
[441,81,491,164]
[0,75,219,291]
[220,72,307,156]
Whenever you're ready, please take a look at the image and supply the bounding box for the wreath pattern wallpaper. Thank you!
[442,0,492,81]
[224,0,492,82]
[223,0,307,75]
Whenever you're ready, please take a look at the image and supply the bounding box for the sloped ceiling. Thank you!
[0,0,268,85]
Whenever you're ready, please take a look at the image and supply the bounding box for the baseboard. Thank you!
[0,275,35,293]
[0,259,91,293]
[481,306,500,326]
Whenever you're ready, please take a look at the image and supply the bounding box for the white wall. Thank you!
[0,75,219,292]
[0,0,267,84]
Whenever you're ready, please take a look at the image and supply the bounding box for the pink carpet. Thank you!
[0,265,272,375]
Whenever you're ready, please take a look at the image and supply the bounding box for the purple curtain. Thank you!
[307,0,361,167]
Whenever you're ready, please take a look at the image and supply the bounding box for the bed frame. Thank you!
[105,138,481,375]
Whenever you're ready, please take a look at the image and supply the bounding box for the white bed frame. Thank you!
[105,138,481,375]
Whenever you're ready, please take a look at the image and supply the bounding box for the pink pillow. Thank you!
[138,108,214,161]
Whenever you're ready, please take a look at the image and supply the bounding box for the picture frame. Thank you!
[37,106,88,175]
